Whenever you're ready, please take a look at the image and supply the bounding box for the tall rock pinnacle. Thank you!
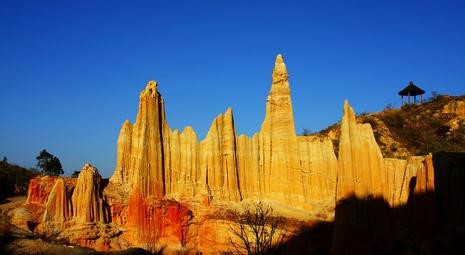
[336,100,386,201]
[132,80,167,198]
[259,54,303,205]
[111,120,133,186]
[72,164,107,224]
[272,54,288,85]
[262,54,295,134]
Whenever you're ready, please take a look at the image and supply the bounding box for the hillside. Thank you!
[318,95,465,158]
[0,161,38,201]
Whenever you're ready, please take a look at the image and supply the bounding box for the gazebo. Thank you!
[398,81,425,105]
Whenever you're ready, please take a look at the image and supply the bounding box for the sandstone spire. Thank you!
[272,54,288,84]
[43,178,71,223]
[131,80,167,198]
[72,164,107,224]
[259,54,303,205]
[336,100,386,201]
[111,120,133,186]
[200,107,241,201]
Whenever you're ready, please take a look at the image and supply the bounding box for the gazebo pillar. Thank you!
[398,81,425,106]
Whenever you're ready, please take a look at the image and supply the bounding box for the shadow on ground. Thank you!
[273,152,465,255]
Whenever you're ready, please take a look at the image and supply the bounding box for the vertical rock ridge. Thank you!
[200,108,241,201]
[43,178,72,224]
[236,134,261,199]
[166,126,200,198]
[72,164,107,224]
[336,100,386,201]
[111,120,133,187]
[131,80,166,198]
[298,136,338,206]
[259,54,303,206]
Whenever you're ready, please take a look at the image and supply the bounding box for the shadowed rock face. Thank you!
[19,54,442,254]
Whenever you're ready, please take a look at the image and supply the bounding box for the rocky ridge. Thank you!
[320,94,465,159]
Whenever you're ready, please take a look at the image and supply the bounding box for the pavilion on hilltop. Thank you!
[398,81,425,105]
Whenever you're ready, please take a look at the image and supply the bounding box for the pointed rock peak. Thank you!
[181,126,198,140]
[225,107,233,116]
[146,80,158,89]
[275,54,284,64]
[342,99,356,123]
[272,54,288,84]
[140,80,159,98]
[182,126,194,133]
[123,120,132,127]
[343,99,350,111]
[80,163,100,176]
[83,163,94,170]
[224,107,235,125]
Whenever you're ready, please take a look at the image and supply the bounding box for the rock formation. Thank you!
[331,102,437,254]
[43,178,71,224]
[71,163,107,224]
[16,54,442,254]
[110,54,338,212]
[25,176,59,205]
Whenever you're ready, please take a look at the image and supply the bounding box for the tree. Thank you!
[2,156,7,163]
[228,201,286,255]
[301,128,312,136]
[36,149,63,176]
[71,170,80,178]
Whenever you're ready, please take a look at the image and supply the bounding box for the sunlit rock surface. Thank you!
[43,178,71,224]
[16,54,442,254]
[71,163,107,224]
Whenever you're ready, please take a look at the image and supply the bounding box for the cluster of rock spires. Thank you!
[110,54,432,210]
[16,55,441,253]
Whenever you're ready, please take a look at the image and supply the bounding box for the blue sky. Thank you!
[1,0,464,177]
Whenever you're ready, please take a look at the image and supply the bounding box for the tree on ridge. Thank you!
[36,149,63,176]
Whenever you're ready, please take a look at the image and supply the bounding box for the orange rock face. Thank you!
[26,176,59,205]
[127,190,192,249]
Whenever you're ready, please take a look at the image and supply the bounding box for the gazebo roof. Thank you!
[398,81,425,96]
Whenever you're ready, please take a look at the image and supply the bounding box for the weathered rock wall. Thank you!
[110,55,339,211]
[26,176,59,205]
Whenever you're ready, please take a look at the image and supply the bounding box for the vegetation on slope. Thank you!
[316,94,465,158]
[0,160,38,201]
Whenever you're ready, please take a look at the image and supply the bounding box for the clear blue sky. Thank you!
[1,0,464,177]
